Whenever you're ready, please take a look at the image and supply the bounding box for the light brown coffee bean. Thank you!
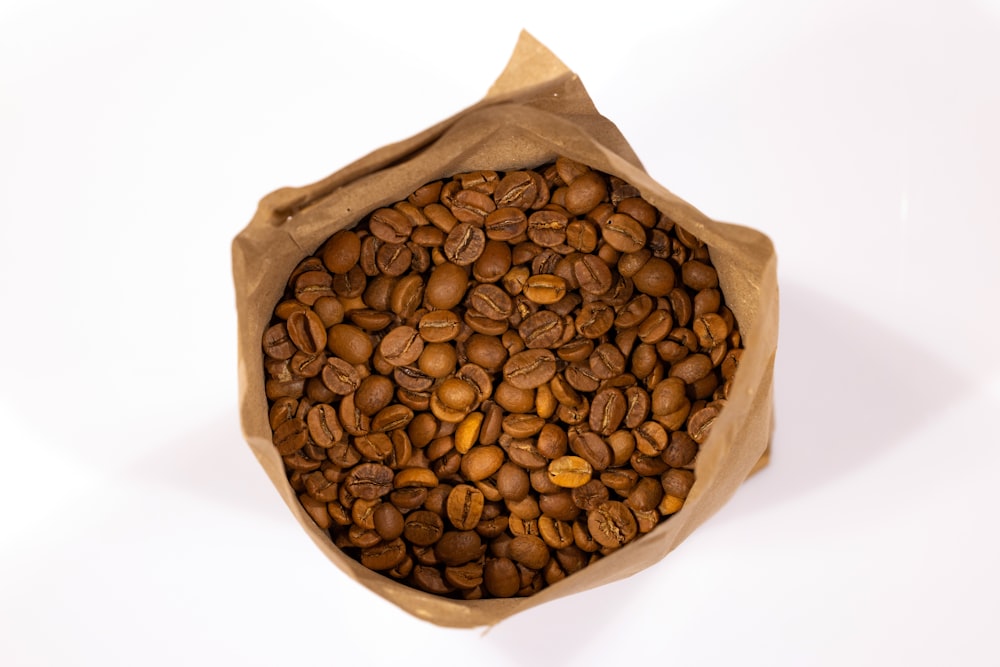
[590,388,626,436]
[523,274,567,304]
[547,456,593,488]
[425,262,468,309]
[574,254,613,295]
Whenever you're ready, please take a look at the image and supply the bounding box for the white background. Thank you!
[2,0,999,664]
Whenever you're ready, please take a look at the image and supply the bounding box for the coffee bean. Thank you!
[496,462,530,501]
[444,223,486,265]
[404,510,444,546]
[523,274,567,305]
[321,357,361,395]
[418,310,462,343]
[447,484,485,530]
[569,430,612,471]
[469,284,513,320]
[326,324,373,365]
[632,258,675,297]
[379,326,424,367]
[484,557,520,598]
[460,445,505,482]
[425,262,469,309]
[590,388,626,436]
[547,456,593,488]
[574,255,613,295]
[435,530,482,566]
[503,349,557,390]
[587,500,638,548]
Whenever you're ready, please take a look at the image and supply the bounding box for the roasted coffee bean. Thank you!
[447,484,485,530]
[460,445,505,482]
[264,158,745,599]
[569,430,612,471]
[590,388,626,436]
[425,262,469,309]
[469,284,513,320]
[523,274,567,304]
[587,500,638,548]
[404,510,445,546]
[503,349,557,390]
[547,456,593,488]
[444,223,486,265]
[435,530,483,566]
[574,255,613,295]
[326,324,373,365]
[380,326,424,367]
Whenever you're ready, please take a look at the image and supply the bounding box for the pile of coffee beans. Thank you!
[262,157,743,599]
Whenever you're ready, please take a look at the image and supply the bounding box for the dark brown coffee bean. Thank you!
[509,535,550,569]
[496,462,530,501]
[575,301,614,338]
[527,209,569,247]
[687,402,722,444]
[321,357,361,395]
[632,258,676,297]
[574,255,613,295]
[286,308,327,355]
[565,171,607,215]
[345,463,394,500]
[569,430,612,471]
[587,500,638,548]
[273,418,307,456]
[565,363,601,393]
[682,260,719,290]
[435,530,482,566]
[371,502,404,541]
[417,310,461,344]
[502,414,545,439]
[482,207,527,242]
[484,557,520,598]
[403,510,444,546]
[326,324,373,365]
[379,326,423,367]
[634,421,669,456]
[294,271,336,306]
[627,477,664,512]
[663,430,699,466]
[670,353,713,383]
[494,171,537,209]
[518,310,563,349]
[332,266,367,299]
[450,189,496,225]
[590,388,626,436]
[444,562,485,590]
[306,404,343,448]
[369,208,413,244]
[468,284,513,320]
[638,310,674,344]
[360,538,407,571]
[652,377,688,415]
[504,438,548,471]
[589,343,626,380]
[444,223,486,265]
[263,323,297,360]
[601,213,646,253]
[446,484,485,530]
[424,262,468,309]
[503,349,557,390]
[661,468,695,498]
[321,229,362,274]
[571,478,610,512]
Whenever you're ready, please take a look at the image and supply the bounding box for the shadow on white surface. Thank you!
[127,409,290,525]
[719,281,972,520]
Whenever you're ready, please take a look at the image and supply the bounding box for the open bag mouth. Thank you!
[232,31,777,628]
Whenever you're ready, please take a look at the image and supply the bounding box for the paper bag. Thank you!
[232,31,777,628]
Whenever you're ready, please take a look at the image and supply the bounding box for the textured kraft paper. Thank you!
[232,31,778,628]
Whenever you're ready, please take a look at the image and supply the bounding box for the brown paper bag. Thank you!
[232,31,777,628]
